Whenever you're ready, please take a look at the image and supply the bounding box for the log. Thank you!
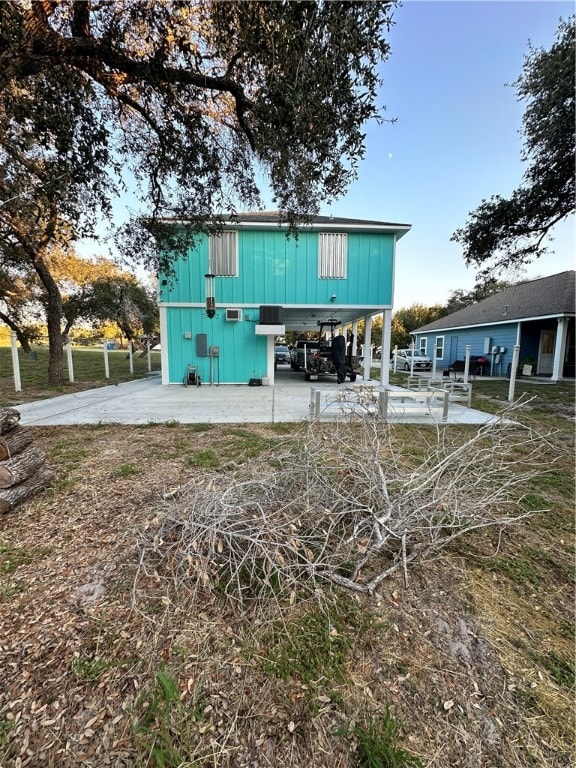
[0,408,21,435]
[0,446,47,489]
[0,465,55,514]
[0,426,33,461]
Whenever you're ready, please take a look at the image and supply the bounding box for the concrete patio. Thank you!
[13,368,498,426]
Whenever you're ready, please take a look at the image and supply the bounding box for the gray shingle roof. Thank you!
[155,210,411,236]
[413,271,576,333]
[229,211,409,227]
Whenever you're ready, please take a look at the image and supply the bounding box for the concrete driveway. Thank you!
[13,368,496,426]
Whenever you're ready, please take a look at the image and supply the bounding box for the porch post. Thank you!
[266,335,275,385]
[380,309,392,386]
[363,314,372,381]
[159,305,169,385]
[463,345,471,384]
[507,344,521,402]
[551,317,568,382]
[351,322,358,355]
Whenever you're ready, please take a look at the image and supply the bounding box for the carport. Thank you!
[265,304,392,387]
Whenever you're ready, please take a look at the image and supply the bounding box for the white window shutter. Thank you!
[209,231,238,276]
[319,233,347,278]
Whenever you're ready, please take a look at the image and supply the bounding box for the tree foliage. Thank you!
[437,278,514,318]
[0,245,155,361]
[0,1,398,383]
[82,277,158,342]
[0,264,39,352]
[0,162,72,383]
[0,0,398,271]
[391,304,443,349]
[452,17,575,274]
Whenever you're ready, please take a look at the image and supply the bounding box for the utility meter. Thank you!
[209,346,220,357]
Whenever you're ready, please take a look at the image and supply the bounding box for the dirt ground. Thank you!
[0,410,574,768]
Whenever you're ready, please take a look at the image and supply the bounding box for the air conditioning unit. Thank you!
[260,305,283,324]
[225,308,242,322]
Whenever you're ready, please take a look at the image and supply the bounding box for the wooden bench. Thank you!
[309,385,450,421]
[429,382,472,408]
[415,378,473,408]
[378,387,449,421]
[309,385,378,420]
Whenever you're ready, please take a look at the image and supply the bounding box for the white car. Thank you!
[392,349,432,371]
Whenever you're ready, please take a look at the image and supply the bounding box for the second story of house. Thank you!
[157,212,411,310]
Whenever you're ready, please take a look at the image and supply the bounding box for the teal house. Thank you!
[156,212,411,386]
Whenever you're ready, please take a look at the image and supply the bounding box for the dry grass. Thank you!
[0,383,574,767]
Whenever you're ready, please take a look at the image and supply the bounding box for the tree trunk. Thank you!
[0,408,21,435]
[0,426,33,461]
[46,299,64,386]
[0,445,47,489]
[0,312,32,353]
[0,465,55,514]
[34,253,64,386]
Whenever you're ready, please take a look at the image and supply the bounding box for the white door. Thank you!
[538,330,555,375]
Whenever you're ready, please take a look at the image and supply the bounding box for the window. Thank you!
[540,331,555,354]
[209,231,238,276]
[319,233,347,278]
[419,338,427,354]
[435,335,445,360]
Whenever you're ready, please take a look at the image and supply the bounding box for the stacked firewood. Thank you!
[0,408,54,514]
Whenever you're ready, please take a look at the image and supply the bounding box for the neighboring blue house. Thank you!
[412,271,575,381]
[155,212,411,385]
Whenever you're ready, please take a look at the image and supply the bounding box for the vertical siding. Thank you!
[166,307,267,384]
[158,234,209,305]
[159,227,397,383]
[159,229,395,306]
[346,234,394,305]
[415,323,519,374]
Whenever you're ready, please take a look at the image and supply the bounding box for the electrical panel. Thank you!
[225,308,242,322]
[196,333,208,357]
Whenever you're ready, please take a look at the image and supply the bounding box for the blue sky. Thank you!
[319,0,575,308]
[86,1,574,310]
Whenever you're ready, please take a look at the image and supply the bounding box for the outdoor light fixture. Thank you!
[330,294,337,302]
[205,273,216,319]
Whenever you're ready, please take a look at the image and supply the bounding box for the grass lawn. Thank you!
[0,344,161,408]
[0,355,574,766]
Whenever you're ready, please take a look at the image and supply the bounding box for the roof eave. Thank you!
[413,310,576,335]
[153,217,411,238]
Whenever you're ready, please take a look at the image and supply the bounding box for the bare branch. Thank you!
[135,396,552,609]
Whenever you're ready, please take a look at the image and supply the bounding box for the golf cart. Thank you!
[291,320,361,383]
